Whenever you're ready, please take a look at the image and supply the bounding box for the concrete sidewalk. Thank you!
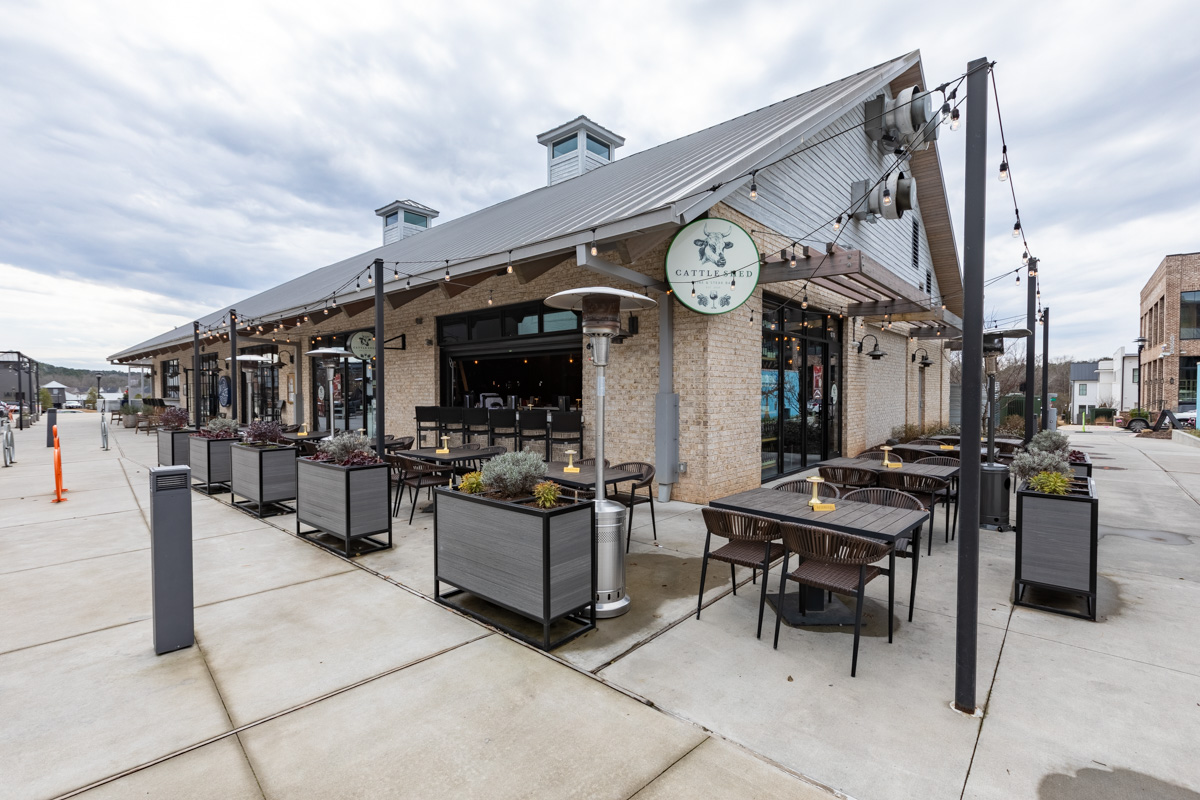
[0,414,833,800]
[3,414,1200,798]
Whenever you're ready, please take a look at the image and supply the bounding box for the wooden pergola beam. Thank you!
[439,271,490,299]
[386,284,438,309]
[513,254,570,285]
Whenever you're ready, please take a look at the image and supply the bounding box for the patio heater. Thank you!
[227,355,270,424]
[979,326,1031,531]
[545,287,657,619]
[304,347,354,435]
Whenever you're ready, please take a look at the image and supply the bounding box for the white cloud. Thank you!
[1,0,1197,364]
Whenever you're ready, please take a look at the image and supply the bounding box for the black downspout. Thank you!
[1041,307,1050,430]
[193,321,202,429]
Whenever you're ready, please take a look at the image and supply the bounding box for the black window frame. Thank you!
[551,135,578,158]
[437,301,579,346]
[161,359,180,399]
[585,134,610,159]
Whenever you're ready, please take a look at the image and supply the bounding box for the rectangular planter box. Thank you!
[296,458,391,557]
[434,487,595,650]
[157,428,195,466]
[1014,477,1099,620]
[231,443,297,517]
[189,436,237,494]
[1069,453,1093,479]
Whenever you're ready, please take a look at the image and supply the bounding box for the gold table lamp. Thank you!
[563,449,580,473]
[806,476,835,511]
[436,435,450,455]
[881,445,902,468]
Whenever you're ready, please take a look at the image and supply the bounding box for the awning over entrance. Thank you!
[759,247,962,339]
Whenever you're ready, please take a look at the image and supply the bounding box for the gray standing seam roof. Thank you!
[110,52,921,362]
[1070,362,1100,382]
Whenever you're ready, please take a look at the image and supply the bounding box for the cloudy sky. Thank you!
[2,0,1197,368]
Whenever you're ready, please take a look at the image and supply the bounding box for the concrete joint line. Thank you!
[49,633,491,800]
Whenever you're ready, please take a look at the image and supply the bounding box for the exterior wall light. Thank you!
[858,334,886,360]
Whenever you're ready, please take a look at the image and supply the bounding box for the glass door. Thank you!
[761,315,781,480]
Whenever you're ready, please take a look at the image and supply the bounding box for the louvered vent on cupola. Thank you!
[536,116,625,186]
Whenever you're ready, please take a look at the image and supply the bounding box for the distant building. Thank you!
[41,380,70,408]
[1139,251,1200,412]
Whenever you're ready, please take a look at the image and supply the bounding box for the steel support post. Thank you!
[192,322,202,428]
[373,258,386,456]
[229,309,238,424]
[1025,258,1037,441]
[1041,307,1050,430]
[955,56,990,715]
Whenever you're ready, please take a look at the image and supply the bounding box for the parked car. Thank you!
[1176,409,1196,429]
[1116,413,1150,432]
[63,400,83,410]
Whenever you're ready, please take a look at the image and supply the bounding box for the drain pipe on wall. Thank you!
[655,295,679,503]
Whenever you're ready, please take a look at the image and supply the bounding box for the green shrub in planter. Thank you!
[480,450,545,498]
[1009,449,1069,483]
[1027,471,1070,495]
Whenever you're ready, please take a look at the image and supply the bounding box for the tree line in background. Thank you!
[949,353,1094,422]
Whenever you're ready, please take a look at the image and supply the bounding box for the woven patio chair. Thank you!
[391,454,453,524]
[773,521,894,677]
[817,465,877,491]
[611,461,657,551]
[698,508,782,639]
[877,471,951,553]
[915,455,960,541]
[773,478,840,499]
[857,450,903,464]
[843,488,925,622]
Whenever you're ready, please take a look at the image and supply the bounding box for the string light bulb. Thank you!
[1012,220,1021,238]
[882,187,892,206]
[950,107,961,131]
[730,275,736,289]
[487,290,493,306]
[356,277,361,291]
[749,171,757,201]
[690,285,696,298]
[590,229,598,257]
[999,146,1009,181]
[833,215,842,233]
[789,249,797,268]
[1022,250,1029,266]
[1016,272,1021,286]
[801,293,809,310]
[444,260,451,281]
[506,250,513,274]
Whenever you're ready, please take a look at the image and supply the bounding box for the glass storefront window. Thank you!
[1180,356,1200,409]
[310,332,374,434]
[1181,292,1200,340]
[542,309,579,332]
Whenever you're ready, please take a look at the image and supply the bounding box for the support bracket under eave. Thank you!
[575,245,660,289]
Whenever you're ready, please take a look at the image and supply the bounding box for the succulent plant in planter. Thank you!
[1027,470,1070,495]
[195,417,239,440]
[305,431,382,466]
[532,480,562,509]
[243,420,287,445]
[159,407,190,430]
[458,471,485,494]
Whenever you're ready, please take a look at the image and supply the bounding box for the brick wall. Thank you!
[1139,252,1200,412]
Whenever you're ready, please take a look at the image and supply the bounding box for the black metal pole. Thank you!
[955,56,989,716]
[229,309,238,425]
[373,259,386,457]
[1136,341,1144,411]
[34,361,40,421]
[1024,258,1037,441]
[192,322,202,429]
[19,358,28,429]
[1041,307,1050,429]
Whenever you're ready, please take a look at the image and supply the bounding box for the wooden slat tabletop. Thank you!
[821,457,958,479]
[710,488,929,544]
[409,447,489,464]
[545,462,638,490]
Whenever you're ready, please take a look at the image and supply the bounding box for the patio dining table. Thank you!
[544,461,640,493]
[820,457,958,480]
[710,487,929,627]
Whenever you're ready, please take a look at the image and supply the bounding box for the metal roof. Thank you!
[110,51,921,362]
[1070,362,1100,382]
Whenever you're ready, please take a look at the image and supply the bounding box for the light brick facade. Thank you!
[152,201,951,505]
[1139,252,1200,412]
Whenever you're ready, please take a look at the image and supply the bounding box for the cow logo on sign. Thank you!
[665,218,760,314]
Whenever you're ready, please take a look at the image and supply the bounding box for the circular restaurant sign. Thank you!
[665,218,760,314]
[347,331,375,360]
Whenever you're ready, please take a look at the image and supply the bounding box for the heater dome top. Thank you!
[303,347,355,359]
[544,286,657,311]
